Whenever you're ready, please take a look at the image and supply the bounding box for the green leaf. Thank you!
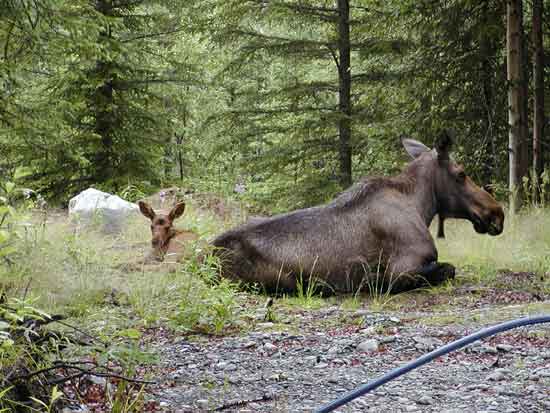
[29,397,49,410]
[118,328,142,340]
[0,230,9,244]
[4,182,15,194]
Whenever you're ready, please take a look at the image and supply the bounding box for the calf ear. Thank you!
[435,130,453,161]
[483,184,494,195]
[402,138,430,159]
[138,201,156,220]
[168,202,186,221]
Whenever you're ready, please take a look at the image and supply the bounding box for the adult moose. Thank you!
[212,132,504,293]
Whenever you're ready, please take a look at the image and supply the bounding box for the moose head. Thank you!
[403,131,504,236]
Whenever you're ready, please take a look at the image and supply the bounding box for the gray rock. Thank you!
[264,342,277,351]
[356,339,379,353]
[487,370,508,382]
[480,345,498,354]
[417,395,435,405]
[412,336,443,350]
[496,344,514,352]
[380,335,397,344]
[327,346,339,355]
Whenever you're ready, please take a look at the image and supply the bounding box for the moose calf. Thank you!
[138,201,199,266]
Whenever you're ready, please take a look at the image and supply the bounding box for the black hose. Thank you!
[316,314,550,413]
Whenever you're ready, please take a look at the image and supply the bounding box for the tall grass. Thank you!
[434,207,550,282]
[1,200,245,335]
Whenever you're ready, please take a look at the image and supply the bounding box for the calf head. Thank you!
[138,200,187,259]
[403,131,504,236]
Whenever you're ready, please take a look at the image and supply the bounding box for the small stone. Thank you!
[360,326,376,335]
[268,372,288,381]
[315,362,329,369]
[481,345,498,354]
[412,336,443,350]
[216,362,237,371]
[175,406,194,413]
[89,376,107,386]
[241,340,256,349]
[196,400,209,409]
[380,335,396,344]
[264,342,277,351]
[487,370,507,382]
[228,376,240,384]
[389,317,401,323]
[534,368,550,378]
[327,346,339,355]
[496,344,514,352]
[356,339,379,353]
[417,395,434,405]
[328,377,339,384]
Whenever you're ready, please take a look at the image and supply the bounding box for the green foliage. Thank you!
[2,0,548,209]
[173,256,241,335]
[1,1,199,203]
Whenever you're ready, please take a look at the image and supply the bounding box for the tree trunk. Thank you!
[517,0,529,188]
[480,1,495,184]
[337,0,352,188]
[532,0,545,203]
[94,0,116,183]
[507,0,527,213]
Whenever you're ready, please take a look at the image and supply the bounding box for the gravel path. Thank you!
[145,295,550,413]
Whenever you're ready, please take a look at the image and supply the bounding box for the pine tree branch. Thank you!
[120,28,186,43]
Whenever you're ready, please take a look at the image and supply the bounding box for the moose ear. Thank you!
[138,201,156,220]
[168,202,186,221]
[402,138,430,159]
[434,130,454,161]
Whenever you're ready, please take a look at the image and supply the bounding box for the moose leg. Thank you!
[414,261,456,286]
[388,253,455,292]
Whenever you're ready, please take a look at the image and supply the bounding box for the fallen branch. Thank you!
[10,362,157,385]
[214,394,274,411]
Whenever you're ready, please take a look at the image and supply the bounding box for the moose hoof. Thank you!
[424,262,456,286]
[439,263,456,280]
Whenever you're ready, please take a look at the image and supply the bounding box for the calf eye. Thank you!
[457,171,466,182]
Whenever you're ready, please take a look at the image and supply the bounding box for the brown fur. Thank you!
[138,201,199,264]
[212,132,505,294]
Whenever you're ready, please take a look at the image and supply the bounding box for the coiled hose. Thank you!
[316,314,550,413]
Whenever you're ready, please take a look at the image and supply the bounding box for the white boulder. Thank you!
[68,188,138,233]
